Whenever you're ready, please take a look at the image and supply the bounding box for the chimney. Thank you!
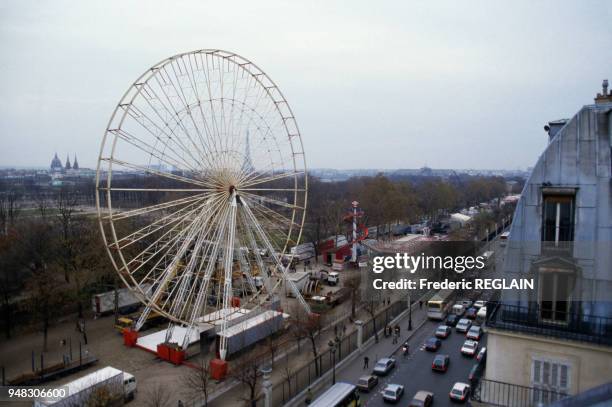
[544,119,568,143]
[595,79,611,104]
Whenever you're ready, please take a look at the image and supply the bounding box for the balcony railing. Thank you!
[486,302,612,346]
[472,378,569,407]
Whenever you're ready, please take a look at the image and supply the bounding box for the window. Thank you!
[542,194,574,249]
[532,358,570,404]
[539,272,573,323]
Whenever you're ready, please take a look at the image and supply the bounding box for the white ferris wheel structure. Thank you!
[95,49,311,360]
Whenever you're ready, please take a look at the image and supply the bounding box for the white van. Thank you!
[476,307,487,325]
[452,304,465,316]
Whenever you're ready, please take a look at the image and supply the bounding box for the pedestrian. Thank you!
[363,356,369,369]
[419,300,423,309]
[305,388,313,405]
[178,400,184,407]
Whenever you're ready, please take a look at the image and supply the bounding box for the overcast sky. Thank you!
[1,1,610,170]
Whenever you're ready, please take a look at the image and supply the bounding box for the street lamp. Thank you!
[408,292,412,331]
[328,340,337,385]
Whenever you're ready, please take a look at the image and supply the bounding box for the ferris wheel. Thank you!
[95,49,310,358]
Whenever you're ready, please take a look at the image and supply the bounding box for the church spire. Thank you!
[65,154,71,170]
[73,154,79,170]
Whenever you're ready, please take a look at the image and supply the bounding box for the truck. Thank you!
[114,310,165,333]
[215,310,284,358]
[91,284,151,316]
[34,366,136,406]
[284,271,310,297]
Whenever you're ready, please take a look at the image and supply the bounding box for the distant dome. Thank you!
[50,153,63,171]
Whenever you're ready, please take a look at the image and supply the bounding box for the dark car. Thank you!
[468,361,485,384]
[446,314,459,327]
[357,374,378,392]
[432,354,450,372]
[425,337,442,351]
[435,325,452,339]
[465,307,478,319]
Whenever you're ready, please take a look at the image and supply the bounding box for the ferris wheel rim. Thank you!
[95,49,309,326]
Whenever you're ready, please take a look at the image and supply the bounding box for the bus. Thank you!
[427,289,455,320]
[310,382,361,407]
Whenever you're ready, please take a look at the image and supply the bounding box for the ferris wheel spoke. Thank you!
[126,95,210,171]
[239,198,310,314]
[100,157,215,189]
[240,191,304,211]
[134,201,218,330]
[110,126,200,174]
[113,197,214,250]
[100,187,216,193]
[240,170,305,189]
[124,195,225,274]
[139,80,212,169]
[238,209,274,295]
[245,198,301,232]
[105,192,210,221]
[240,188,306,192]
[163,198,230,318]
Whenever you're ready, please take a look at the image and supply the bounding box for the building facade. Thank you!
[478,82,612,406]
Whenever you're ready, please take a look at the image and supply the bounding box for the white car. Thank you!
[466,325,482,340]
[461,339,479,357]
[449,382,471,402]
[474,300,486,309]
[456,318,472,333]
[477,347,487,362]
[382,383,404,403]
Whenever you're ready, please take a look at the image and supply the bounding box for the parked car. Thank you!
[461,340,479,357]
[468,361,485,383]
[435,325,452,339]
[382,383,404,403]
[446,314,459,327]
[458,300,473,309]
[431,354,450,372]
[409,390,434,407]
[476,347,487,362]
[373,358,396,376]
[452,304,465,316]
[357,375,378,392]
[465,307,478,319]
[474,300,486,309]
[466,325,482,340]
[425,337,442,351]
[456,318,472,333]
[449,382,471,403]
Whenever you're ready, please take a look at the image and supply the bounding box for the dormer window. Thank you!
[541,191,575,251]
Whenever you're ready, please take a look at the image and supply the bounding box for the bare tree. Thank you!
[289,305,324,376]
[362,297,381,343]
[144,382,172,407]
[182,357,212,407]
[230,355,263,407]
[344,273,361,319]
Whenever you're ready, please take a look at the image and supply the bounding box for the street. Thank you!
[316,237,506,407]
